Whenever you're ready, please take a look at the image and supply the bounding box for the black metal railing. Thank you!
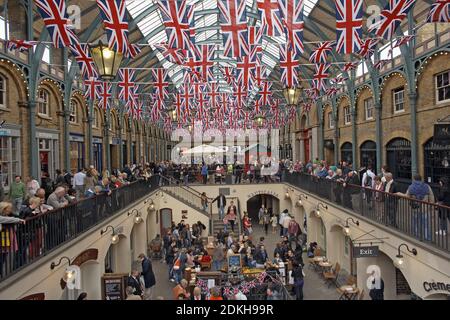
[283,172,450,253]
[0,176,159,282]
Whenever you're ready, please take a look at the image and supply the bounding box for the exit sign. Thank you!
[353,246,379,258]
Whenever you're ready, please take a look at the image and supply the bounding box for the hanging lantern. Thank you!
[283,86,302,106]
[90,40,123,81]
[253,114,265,128]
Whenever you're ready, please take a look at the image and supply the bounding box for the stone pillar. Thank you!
[27,101,39,178]
[87,100,94,166]
[351,109,358,167]
[311,126,318,161]
[375,101,382,173]
[409,93,418,175]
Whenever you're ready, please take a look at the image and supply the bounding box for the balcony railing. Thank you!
[0,176,159,282]
[283,172,450,253]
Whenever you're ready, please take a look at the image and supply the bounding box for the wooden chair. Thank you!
[323,262,340,288]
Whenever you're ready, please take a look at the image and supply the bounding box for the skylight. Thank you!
[304,0,319,17]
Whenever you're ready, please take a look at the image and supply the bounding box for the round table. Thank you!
[313,256,325,262]
[339,285,359,300]
[319,261,332,269]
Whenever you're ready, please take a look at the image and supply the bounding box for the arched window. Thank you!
[386,138,411,181]
[0,74,6,107]
[340,142,353,163]
[424,138,450,184]
[360,140,376,170]
[69,101,77,123]
[38,89,49,116]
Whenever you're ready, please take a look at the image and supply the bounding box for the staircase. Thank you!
[211,197,242,237]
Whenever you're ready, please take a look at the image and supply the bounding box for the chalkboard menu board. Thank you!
[101,274,128,300]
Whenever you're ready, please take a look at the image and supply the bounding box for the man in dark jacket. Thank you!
[138,253,156,300]
[127,270,143,297]
[384,172,399,227]
[343,170,361,210]
[212,193,227,219]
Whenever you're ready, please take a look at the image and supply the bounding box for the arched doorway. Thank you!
[308,212,327,254]
[424,137,450,185]
[360,140,376,170]
[246,194,280,222]
[340,142,353,163]
[329,225,354,276]
[386,138,411,186]
[104,234,128,274]
[160,208,173,236]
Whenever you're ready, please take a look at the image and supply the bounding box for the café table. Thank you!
[338,285,359,300]
[318,261,333,273]
[312,256,325,271]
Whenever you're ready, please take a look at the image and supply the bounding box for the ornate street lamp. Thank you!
[90,40,123,81]
[283,86,302,106]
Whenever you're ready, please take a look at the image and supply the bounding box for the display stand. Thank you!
[101,273,128,300]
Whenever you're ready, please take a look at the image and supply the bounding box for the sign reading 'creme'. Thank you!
[353,246,379,258]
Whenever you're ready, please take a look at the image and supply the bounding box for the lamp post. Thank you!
[90,40,123,81]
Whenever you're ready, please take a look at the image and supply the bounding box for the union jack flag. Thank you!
[127,41,142,58]
[132,100,143,120]
[426,0,450,22]
[151,69,169,101]
[305,88,319,100]
[335,0,363,54]
[195,45,215,82]
[280,44,300,87]
[368,0,416,40]
[158,0,192,50]
[234,84,247,110]
[278,0,305,58]
[357,38,379,58]
[96,0,130,54]
[98,81,112,110]
[118,69,135,102]
[248,25,264,46]
[333,75,348,83]
[180,83,194,119]
[153,43,187,64]
[309,41,335,64]
[70,44,96,80]
[393,35,415,47]
[218,0,249,58]
[152,93,166,112]
[252,65,268,88]
[313,64,330,92]
[237,49,257,89]
[6,40,38,52]
[325,87,338,97]
[288,105,297,121]
[221,66,236,86]
[258,81,273,107]
[302,102,312,112]
[84,76,101,101]
[35,0,78,48]
[373,59,390,70]
[342,61,358,72]
[257,0,284,37]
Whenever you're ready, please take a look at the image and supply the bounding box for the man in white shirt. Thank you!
[361,165,376,207]
[72,168,86,200]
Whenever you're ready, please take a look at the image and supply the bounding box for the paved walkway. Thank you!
[150,224,340,300]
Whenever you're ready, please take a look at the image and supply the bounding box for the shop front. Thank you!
[69,134,85,172]
[0,126,21,192]
[360,140,376,170]
[37,130,59,179]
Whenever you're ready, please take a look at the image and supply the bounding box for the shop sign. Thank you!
[423,281,450,293]
[353,246,379,258]
[93,137,102,144]
[247,190,279,199]
[112,137,121,145]
[0,129,11,136]
[70,135,84,142]
[434,123,450,145]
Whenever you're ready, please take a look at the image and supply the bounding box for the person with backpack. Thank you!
[361,165,376,210]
